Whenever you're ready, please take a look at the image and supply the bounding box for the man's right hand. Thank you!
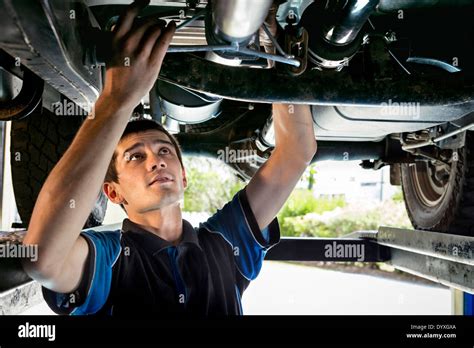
[101,0,176,110]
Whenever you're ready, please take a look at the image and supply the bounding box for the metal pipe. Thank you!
[211,0,273,43]
[406,57,461,73]
[323,0,380,45]
[308,140,385,162]
[435,124,474,142]
[402,140,433,151]
[378,0,473,12]
[238,47,301,67]
[175,9,206,30]
[402,122,474,151]
[167,44,235,53]
[167,44,301,67]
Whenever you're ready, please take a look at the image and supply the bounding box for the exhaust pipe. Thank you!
[211,0,273,44]
[301,0,379,70]
[323,0,380,46]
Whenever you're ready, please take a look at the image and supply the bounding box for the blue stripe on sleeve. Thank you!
[71,230,122,315]
[200,188,280,281]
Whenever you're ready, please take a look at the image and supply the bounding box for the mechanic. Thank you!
[21,0,317,315]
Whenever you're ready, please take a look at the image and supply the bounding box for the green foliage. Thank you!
[281,200,412,238]
[183,157,244,212]
[277,189,346,221]
[181,156,412,242]
[304,164,317,190]
[280,216,328,238]
[391,187,404,203]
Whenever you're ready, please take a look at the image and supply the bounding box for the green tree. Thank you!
[183,157,244,212]
[307,164,317,190]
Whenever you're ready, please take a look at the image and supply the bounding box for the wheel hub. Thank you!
[411,161,452,207]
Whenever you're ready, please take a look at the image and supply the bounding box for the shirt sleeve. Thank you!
[41,230,121,315]
[200,186,280,281]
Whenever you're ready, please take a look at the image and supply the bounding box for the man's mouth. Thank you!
[149,175,174,186]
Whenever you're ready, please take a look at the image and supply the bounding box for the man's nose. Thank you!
[148,152,166,171]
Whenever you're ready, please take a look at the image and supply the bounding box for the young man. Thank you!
[22,1,317,315]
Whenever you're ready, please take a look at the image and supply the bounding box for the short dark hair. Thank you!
[105,119,184,183]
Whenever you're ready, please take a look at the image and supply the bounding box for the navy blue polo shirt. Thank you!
[42,187,280,315]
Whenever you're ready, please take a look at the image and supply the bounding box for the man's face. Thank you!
[104,130,187,214]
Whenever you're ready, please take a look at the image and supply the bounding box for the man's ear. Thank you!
[103,182,125,204]
[181,167,187,189]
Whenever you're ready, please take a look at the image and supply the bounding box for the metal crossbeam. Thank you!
[266,227,474,294]
[266,235,389,262]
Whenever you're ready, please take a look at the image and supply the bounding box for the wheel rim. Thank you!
[410,161,451,207]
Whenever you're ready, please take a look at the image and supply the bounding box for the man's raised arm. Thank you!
[22,0,175,293]
[245,104,317,230]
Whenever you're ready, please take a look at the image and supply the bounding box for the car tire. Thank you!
[400,132,474,236]
[10,106,107,229]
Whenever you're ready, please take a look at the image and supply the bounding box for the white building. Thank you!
[305,160,398,203]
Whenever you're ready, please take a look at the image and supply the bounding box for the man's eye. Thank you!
[130,153,143,161]
[160,147,171,154]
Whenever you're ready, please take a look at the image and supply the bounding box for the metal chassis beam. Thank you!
[266,227,474,294]
[371,227,473,294]
[159,53,474,108]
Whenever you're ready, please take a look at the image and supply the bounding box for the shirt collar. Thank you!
[121,218,201,255]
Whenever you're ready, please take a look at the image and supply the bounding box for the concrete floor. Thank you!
[242,261,451,315]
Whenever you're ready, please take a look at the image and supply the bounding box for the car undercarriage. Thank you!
[1,0,473,235]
